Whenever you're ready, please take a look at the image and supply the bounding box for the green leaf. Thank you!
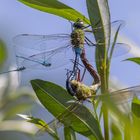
[0,39,7,67]
[64,127,76,140]
[132,96,140,117]
[18,0,89,24]
[124,57,140,66]
[108,23,122,62]
[86,0,110,52]
[31,79,103,140]
[18,114,59,140]
[111,122,122,140]
[106,23,123,81]
[86,0,111,89]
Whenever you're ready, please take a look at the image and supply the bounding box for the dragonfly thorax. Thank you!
[70,80,96,100]
[71,29,85,55]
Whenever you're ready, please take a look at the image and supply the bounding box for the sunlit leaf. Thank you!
[108,23,122,62]
[31,79,103,140]
[0,39,7,67]
[111,122,122,140]
[18,114,59,139]
[124,57,140,66]
[86,0,110,43]
[18,0,89,24]
[86,0,111,93]
[132,96,140,117]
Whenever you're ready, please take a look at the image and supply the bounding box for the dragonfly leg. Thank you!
[66,54,83,96]
[85,36,96,46]
[66,49,101,100]
[80,67,86,82]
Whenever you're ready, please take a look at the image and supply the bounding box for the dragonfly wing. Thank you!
[85,20,125,38]
[84,20,129,59]
[20,44,75,70]
[36,102,80,136]
[108,43,131,57]
[13,34,71,56]
[82,42,130,64]
[94,85,140,104]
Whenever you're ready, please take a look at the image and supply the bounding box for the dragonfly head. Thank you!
[70,80,79,91]
[73,19,85,29]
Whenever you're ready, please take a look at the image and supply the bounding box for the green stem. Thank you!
[103,104,109,140]
[101,85,109,140]
[100,60,109,140]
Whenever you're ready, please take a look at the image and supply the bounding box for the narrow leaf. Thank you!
[132,97,140,117]
[86,0,111,85]
[86,0,110,48]
[18,0,89,24]
[31,79,103,140]
[18,114,59,139]
[124,57,140,66]
[111,122,122,140]
[0,39,7,67]
[108,23,122,62]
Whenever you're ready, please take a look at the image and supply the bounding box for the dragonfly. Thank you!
[35,82,140,138]
[33,43,139,138]
[0,19,130,75]
[66,47,101,99]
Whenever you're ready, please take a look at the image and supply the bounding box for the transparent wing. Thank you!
[94,85,140,104]
[85,20,125,42]
[0,45,73,74]
[35,85,140,136]
[82,42,130,64]
[36,101,81,137]
[93,20,125,34]
[16,42,130,71]
[19,44,74,70]
[46,85,140,131]
[84,20,130,61]
[13,34,71,57]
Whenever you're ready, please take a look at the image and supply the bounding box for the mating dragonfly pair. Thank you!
[18,19,139,136]
[1,18,140,135]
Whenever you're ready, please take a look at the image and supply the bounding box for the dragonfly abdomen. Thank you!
[80,49,100,84]
[70,80,95,100]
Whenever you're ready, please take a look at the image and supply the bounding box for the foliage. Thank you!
[0,39,7,67]
[18,0,140,140]
[124,57,140,65]
[0,39,36,135]
[18,0,89,24]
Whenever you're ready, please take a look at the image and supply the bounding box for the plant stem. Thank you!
[103,104,109,140]
[100,60,109,140]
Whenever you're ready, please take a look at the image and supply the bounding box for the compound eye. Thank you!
[71,83,78,91]
[80,21,84,25]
